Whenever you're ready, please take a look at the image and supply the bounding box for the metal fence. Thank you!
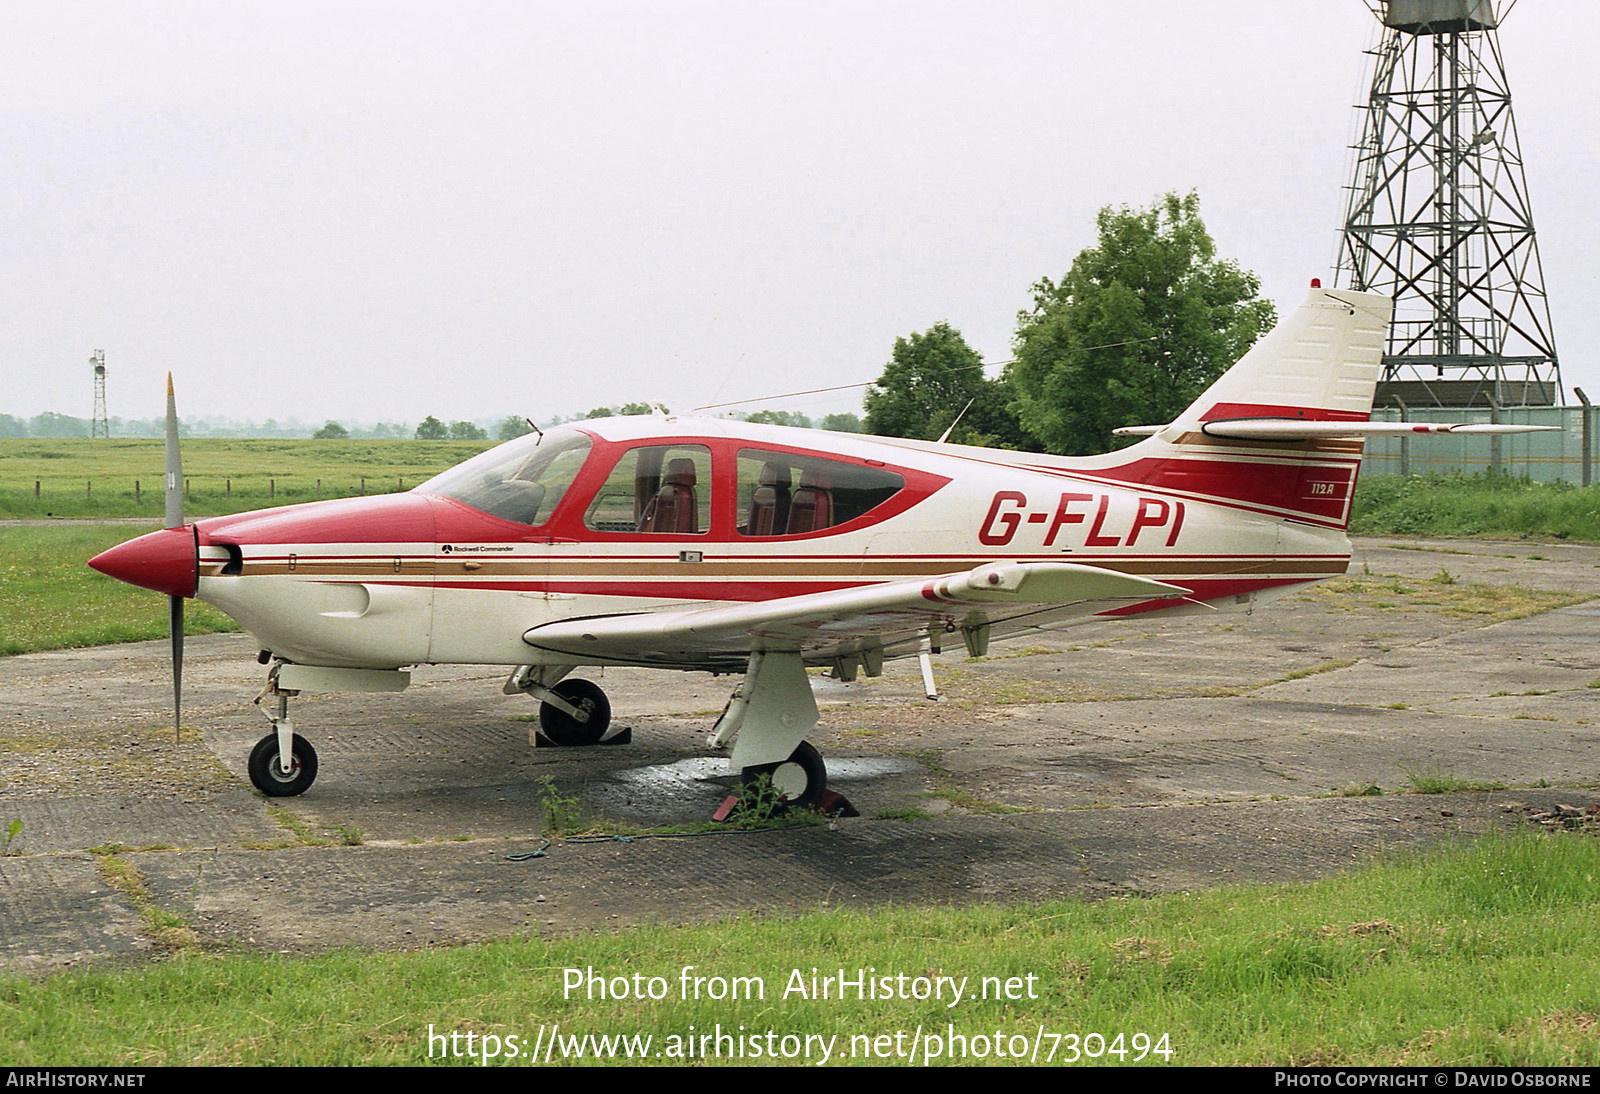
[1361,404,1595,485]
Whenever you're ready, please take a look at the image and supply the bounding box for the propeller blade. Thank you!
[163,373,182,530]
[169,593,184,736]
[164,374,184,737]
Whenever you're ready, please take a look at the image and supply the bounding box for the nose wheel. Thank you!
[247,732,318,797]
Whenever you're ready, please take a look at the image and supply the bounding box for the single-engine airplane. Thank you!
[88,285,1551,810]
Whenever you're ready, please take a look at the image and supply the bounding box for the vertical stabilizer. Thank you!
[1163,288,1391,434]
[1108,289,1392,530]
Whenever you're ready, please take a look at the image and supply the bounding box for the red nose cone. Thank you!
[88,526,198,598]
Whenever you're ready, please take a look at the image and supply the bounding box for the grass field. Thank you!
[0,437,492,519]
[2,832,1597,1066]
[1350,472,1600,541]
[0,525,238,655]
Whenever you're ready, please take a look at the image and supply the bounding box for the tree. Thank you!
[1007,191,1276,455]
[497,416,534,440]
[312,421,349,439]
[585,402,657,419]
[743,410,812,429]
[863,322,1026,447]
[28,412,89,438]
[415,415,447,440]
[819,412,861,433]
[449,420,488,440]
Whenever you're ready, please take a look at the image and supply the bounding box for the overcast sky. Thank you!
[5,1,1597,427]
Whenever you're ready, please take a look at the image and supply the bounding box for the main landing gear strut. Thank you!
[709,650,852,816]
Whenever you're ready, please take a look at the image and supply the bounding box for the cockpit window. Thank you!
[416,428,591,526]
[736,449,904,536]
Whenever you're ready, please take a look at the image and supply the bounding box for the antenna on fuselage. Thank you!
[689,337,1160,415]
[935,398,977,444]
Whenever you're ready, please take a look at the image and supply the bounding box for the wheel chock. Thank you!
[534,726,633,748]
[711,789,859,822]
[817,790,858,818]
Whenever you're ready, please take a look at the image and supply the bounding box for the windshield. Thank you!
[416,427,592,526]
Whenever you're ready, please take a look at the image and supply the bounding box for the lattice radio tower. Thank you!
[90,349,109,438]
[1335,0,1560,407]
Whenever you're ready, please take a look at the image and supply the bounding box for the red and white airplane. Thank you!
[88,286,1546,810]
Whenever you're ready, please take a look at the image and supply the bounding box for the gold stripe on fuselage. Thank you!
[225,556,1348,582]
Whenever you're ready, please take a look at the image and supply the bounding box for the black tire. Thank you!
[248,733,318,797]
[538,679,611,746]
[741,740,827,811]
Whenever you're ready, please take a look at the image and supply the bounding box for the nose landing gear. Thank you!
[247,679,319,796]
[247,731,318,797]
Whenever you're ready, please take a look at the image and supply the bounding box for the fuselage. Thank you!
[87,415,1355,671]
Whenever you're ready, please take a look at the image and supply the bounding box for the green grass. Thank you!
[1399,767,1506,795]
[2,833,1598,1065]
[1329,783,1384,798]
[1351,472,1600,542]
[0,525,239,654]
[0,437,491,519]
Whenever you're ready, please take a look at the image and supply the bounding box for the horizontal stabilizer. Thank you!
[523,562,1189,665]
[1114,419,1560,441]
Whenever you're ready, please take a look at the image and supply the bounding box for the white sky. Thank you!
[4,1,1598,426]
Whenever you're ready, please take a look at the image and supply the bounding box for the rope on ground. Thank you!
[504,824,813,860]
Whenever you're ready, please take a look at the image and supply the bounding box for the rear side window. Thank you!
[736,450,904,536]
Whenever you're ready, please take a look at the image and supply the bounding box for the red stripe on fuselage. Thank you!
[1080,457,1356,523]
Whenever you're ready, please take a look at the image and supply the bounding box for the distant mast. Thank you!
[90,349,109,438]
[1335,0,1561,408]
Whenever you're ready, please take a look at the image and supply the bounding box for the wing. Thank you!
[522,561,1190,669]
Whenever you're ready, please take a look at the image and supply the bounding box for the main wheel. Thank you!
[740,740,827,811]
[248,733,319,797]
[538,679,611,746]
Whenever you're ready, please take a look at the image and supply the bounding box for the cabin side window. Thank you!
[736,450,904,536]
[585,445,712,535]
